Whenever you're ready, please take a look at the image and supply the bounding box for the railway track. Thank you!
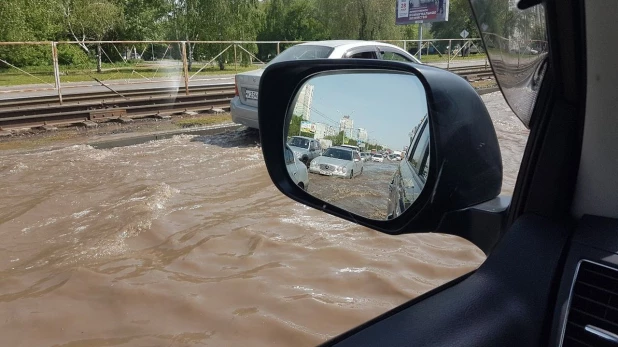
[0,84,235,130]
[0,65,494,131]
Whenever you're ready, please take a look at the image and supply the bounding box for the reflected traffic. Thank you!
[285,71,429,220]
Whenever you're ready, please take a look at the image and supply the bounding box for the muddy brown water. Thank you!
[0,92,527,347]
[307,161,399,220]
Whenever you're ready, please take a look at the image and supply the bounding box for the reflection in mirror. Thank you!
[285,72,429,220]
[471,0,548,126]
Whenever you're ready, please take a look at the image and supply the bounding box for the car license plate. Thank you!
[245,90,258,100]
[319,171,333,176]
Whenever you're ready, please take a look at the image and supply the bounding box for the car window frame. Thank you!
[380,50,414,63]
[407,121,430,174]
[344,46,380,59]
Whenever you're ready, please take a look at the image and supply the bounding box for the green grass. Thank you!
[173,114,232,128]
[0,63,261,87]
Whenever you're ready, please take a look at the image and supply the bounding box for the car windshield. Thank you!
[323,148,353,161]
[267,45,333,65]
[288,137,310,149]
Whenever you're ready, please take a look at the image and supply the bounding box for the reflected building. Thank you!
[314,122,337,140]
[292,84,314,121]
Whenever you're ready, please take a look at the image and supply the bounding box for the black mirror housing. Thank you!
[259,59,502,235]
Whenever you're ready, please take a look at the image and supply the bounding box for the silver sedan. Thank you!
[308,147,363,179]
[230,40,421,129]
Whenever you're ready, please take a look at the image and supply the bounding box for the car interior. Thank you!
[256,0,618,345]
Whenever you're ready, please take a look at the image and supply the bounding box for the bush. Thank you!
[56,45,90,66]
[0,46,51,68]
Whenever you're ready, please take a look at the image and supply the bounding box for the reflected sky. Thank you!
[299,72,427,150]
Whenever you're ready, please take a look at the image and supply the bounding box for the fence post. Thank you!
[234,43,237,73]
[51,42,63,105]
[447,39,452,70]
[403,40,407,52]
[181,41,190,96]
[277,42,280,55]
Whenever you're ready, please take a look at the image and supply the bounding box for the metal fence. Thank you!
[0,39,489,104]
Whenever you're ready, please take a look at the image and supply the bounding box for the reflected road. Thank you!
[308,161,399,219]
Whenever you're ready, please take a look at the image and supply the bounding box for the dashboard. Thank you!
[551,215,618,346]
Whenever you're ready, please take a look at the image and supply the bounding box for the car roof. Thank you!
[298,40,409,53]
[330,146,355,151]
[291,136,314,140]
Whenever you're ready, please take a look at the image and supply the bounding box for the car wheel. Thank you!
[349,170,353,179]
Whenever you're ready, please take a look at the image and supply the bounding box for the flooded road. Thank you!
[0,92,527,346]
[308,161,399,220]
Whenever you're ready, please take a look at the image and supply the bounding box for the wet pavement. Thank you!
[308,161,399,220]
[0,92,526,346]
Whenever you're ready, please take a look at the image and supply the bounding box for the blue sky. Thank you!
[301,72,428,150]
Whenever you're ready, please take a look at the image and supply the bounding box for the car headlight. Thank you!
[341,167,347,174]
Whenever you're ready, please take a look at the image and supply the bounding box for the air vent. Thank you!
[563,260,618,346]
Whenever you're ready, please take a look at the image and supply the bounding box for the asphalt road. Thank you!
[307,159,400,220]
[0,59,488,101]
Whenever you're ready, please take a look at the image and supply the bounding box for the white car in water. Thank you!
[371,153,384,162]
[309,146,364,179]
[230,40,421,129]
[285,144,309,190]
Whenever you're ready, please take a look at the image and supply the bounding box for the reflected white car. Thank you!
[309,147,364,179]
[285,144,309,190]
[371,154,384,162]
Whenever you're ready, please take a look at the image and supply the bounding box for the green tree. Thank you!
[430,0,479,51]
[315,0,404,40]
[166,0,261,70]
[61,0,123,72]
[256,0,327,60]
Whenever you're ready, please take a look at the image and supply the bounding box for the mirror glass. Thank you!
[471,0,548,126]
[285,72,430,220]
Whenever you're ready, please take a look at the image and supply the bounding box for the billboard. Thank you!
[396,0,449,25]
[300,121,316,134]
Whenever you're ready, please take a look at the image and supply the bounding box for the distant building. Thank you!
[314,122,337,140]
[292,84,314,121]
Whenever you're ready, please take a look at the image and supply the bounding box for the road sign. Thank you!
[460,29,469,39]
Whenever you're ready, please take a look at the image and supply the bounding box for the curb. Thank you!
[89,123,242,149]
[476,87,500,95]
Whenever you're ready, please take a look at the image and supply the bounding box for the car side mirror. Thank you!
[258,59,502,238]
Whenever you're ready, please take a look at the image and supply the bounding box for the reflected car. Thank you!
[285,144,309,190]
[361,152,372,162]
[371,154,384,162]
[287,136,322,166]
[387,118,430,219]
[230,40,421,129]
[309,146,364,179]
